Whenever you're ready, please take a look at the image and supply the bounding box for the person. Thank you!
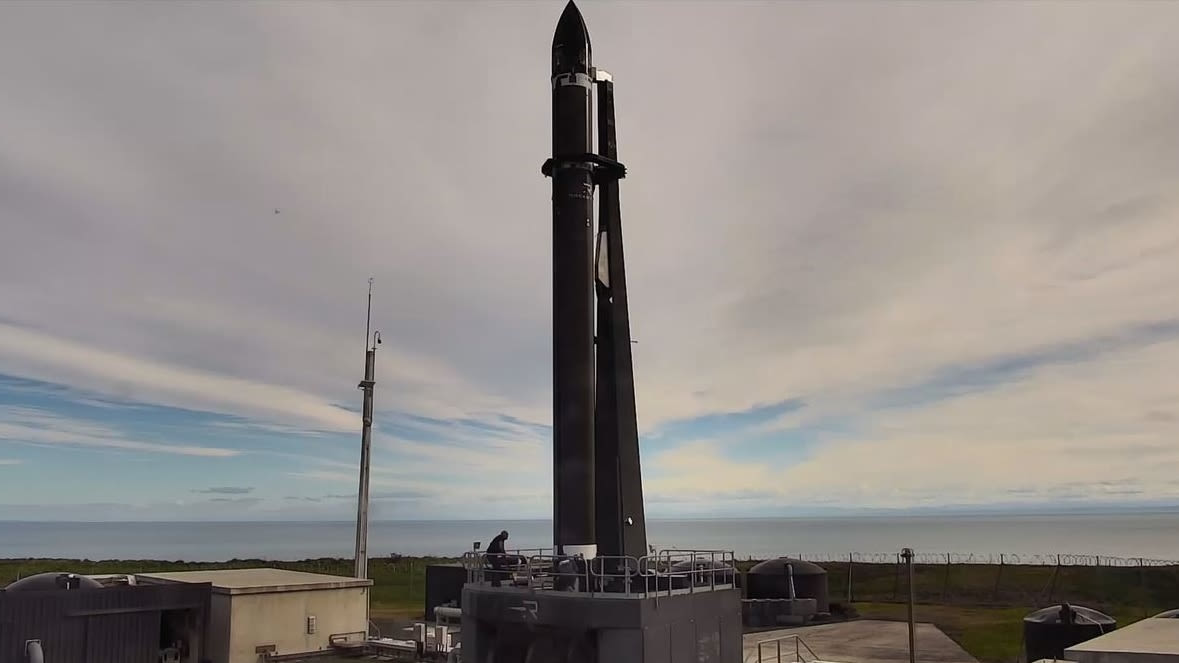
[486,530,509,587]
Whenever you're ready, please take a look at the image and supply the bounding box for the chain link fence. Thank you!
[736,552,1179,615]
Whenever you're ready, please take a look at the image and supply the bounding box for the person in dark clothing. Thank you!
[486,530,509,587]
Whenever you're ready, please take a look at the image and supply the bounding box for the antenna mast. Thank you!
[354,278,378,580]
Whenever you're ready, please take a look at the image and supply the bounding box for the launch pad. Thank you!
[461,2,742,661]
[461,552,742,663]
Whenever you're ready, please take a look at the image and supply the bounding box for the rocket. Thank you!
[544,0,647,565]
[547,0,597,561]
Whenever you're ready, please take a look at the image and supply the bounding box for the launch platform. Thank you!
[461,550,741,663]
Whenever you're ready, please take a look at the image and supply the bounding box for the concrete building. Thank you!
[136,568,372,663]
[1065,616,1179,663]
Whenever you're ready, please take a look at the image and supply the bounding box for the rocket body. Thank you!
[550,1,597,560]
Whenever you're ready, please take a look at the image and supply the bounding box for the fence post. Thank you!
[1047,554,1061,603]
[992,554,1004,603]
[892,552,901,601]
[1139,558,1147,617]
[941,553,951,603]
[902,548,916,663]
[847,553,855,604]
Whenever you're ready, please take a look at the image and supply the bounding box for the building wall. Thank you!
[220,587,368,663]
[0,583,210,663]
[208,593,233,663]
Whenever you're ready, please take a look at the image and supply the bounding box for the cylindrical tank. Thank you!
[5,572,103,592]
[26,640,44,663]
[747,558,829,613]
[745,599,765,627]
[1155,609,1179,618]
[760,599,779,626]
[1024,604,1116,662]
[669,559,735,590]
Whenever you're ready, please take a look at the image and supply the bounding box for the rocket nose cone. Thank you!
[552,0,591,65]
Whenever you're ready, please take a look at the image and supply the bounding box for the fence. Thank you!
[739,552,1179,617]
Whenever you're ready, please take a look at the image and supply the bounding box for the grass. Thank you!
[822,560,1178,663]
[853,602,1148,663]
[821,560,1179,610]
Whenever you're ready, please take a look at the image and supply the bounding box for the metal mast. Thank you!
[354,278,379,579]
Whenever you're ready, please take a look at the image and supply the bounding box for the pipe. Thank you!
[26,640,44,663]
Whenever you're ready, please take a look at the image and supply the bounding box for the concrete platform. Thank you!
[1065,616,1179,663]
[743,620,977,663]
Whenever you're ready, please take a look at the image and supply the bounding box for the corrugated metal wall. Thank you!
[425,564,467,621]
[0,582,210,663]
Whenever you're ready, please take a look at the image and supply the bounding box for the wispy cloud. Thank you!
[0,459,22,466]
[0,406,239,458]
[207,497,263,507]
[0,323,357,432]
[192,486,255,495]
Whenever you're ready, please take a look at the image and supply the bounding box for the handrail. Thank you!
[461,547,738,598]
[748,634,820,663]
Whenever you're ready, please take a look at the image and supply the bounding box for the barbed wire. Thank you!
[763,552,1179,566]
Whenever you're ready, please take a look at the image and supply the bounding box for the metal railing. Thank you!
[749,634,821,663]
[461,547,737,598]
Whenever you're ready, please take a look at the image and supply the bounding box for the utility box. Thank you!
[425,564,468,621]
[137,568,371,663]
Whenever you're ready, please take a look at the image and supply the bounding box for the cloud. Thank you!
[207,497,263,507]
[371,490,430,500]
[0,323,358,433]
[0,459,22,466]
[193,486,255,495]
[2,1,1179,516]
[646,335,1179,509]
[0,406,239,458]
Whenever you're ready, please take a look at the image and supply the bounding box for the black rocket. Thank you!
[544,0,647,565]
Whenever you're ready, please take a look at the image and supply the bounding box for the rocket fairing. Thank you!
[548,0,597,560]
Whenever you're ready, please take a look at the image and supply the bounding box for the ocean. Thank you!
[2,512,1177,562]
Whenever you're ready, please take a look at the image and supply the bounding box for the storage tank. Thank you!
[1154,609,1179,618]
[746,558,829,613]
[669,559,736,590]
[5,572,102,592]
[1024,603,1116,662]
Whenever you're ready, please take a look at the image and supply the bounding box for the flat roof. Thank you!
[1066,617,1179,658]
[135,568,373,596]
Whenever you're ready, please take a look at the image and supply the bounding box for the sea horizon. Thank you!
[3,511,1178,562]
[4,502,1178,525]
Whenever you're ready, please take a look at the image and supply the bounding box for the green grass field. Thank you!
[853,602,1147,663]
[5,557,1177,663]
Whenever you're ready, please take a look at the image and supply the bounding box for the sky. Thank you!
[2,0,1178,522]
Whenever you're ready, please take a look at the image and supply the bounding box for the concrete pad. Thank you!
[743,619,978,663]
[1066,617,1179,663]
